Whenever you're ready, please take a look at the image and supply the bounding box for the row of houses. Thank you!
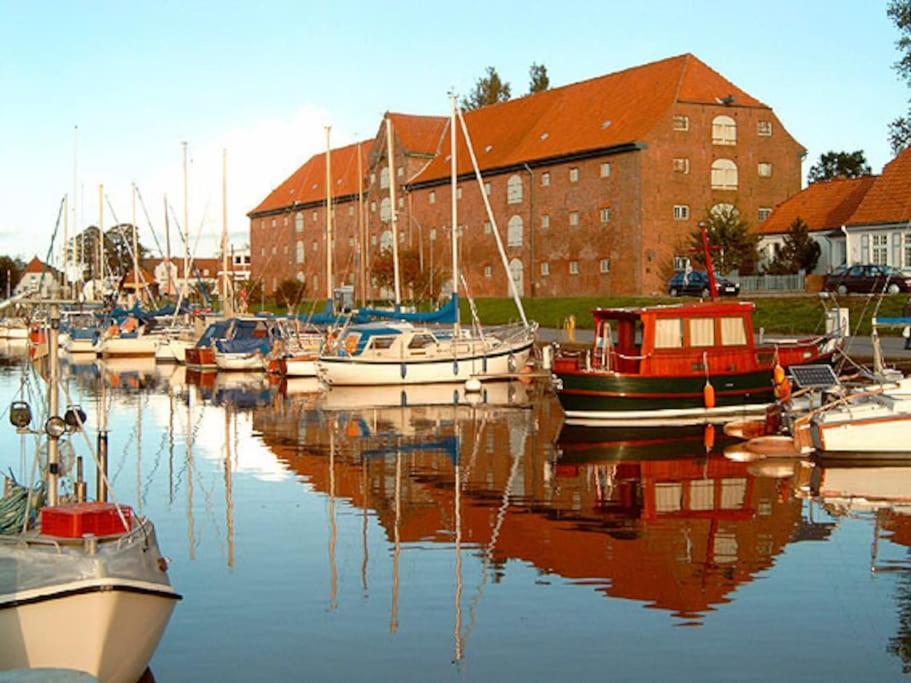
[248,53,806,297]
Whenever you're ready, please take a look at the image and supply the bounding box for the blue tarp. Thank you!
[215,337,271,354]
[359,294,459,325]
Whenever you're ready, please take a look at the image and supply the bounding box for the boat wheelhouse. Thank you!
[554,300,834,426]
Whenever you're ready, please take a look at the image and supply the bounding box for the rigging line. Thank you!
[133,185,167,258]
[104,194,160,308]
[36,195,66,298]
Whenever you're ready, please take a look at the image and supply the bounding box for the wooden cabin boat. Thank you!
[214,317,282,372]
[185,319,229,371]
[553,301,835,426]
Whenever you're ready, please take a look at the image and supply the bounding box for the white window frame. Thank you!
[380,197,392,222]
[711,159,738,190]
[296,241,304,264]
[600,162,612,178]
[673,205,690,220]
[540,262,550,276]
[758,120,773,137]
[429,190,436,205]
[569,211,579,227]
[541,214,550,230]
[569,167,580,183]
[872,233,889,265]
[569,260,579,275]
[380,166,390,189]
[600,258,610,273]
[541,172,551,187]
[673,158,690,174]
[295,212,304,232]
[507,215,524,247]
[673,114,689,131]
[712,115,737,145]
[758,207,772,222]
[507,174,523,204]
[600,207,611,224]
[484,265,492,278]
[758,162,773,178]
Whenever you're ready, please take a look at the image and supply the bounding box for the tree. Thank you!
[371,248,443,301]
[689,206,759,275]
[461,67,511,111]
[888,1,911,153]
[275,278,306,312]
[766,217,821,274]
[71,225,148,280]
[807,150,872,183]
[0,256,24,296]
[528,63,550,94]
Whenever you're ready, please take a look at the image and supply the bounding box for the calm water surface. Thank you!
[2,341,911,681]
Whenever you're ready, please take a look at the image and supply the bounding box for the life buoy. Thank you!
[345,336,357,355]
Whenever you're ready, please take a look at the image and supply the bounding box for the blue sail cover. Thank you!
[303,299,369,326]
[359,294,459,325]
[215,319,275,354]
[196,320,230,348]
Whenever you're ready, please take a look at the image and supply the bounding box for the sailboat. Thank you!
[317,100,537,386]
[0,302,180,682]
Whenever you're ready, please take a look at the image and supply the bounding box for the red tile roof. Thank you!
[410,53,769,184]
[387,113,447,156]
[23,256,55,275]
[755,176,877,235]
[249,139,372,216]
[849,146,911,226]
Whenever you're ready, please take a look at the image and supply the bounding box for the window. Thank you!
[296,241,304,264]
[397,166,404,178]
[655,318,684,348]
[507,174,523,203]
[905,233,911,268]
[673,114,689,131]
[397,197,404,209]
[380,230,393,251]
[600,208,611,224]
[600,162,612,178]
[484,182,492,196]
[711,159,738,190]
[758,162,773,178]
[429,228,436,241]
[673,158,690,174]
[507,215,523,247]
[429,190,436,204]
[689,318,715,347]
[541,262,550,276]
[457,186,463,200]
[873,233,889,265]
[380,166,390,189]
[712,115,737,145]
[380,197,392,222]
[541,172,550,187]
[484,265,492,278]
[370,234,377,246]
[758,207,772,222]
[296,271,304,282]
[312,240,318,252]
[569,211,579,226]
[348,205,354,216]
[369,172,375,185]
[311,211,318,222]
[295,212,304,232]
[673,256,690,271]
[271,218,276,227]
[673,205,690,220]
[721,317,747,346]
[758,120,773,136]
[370,201,376,213]
[484,221,492,234]
[569,167,579,183]
[569,260,579,275]
[600,258,611,273]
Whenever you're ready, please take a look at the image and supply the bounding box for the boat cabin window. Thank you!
[654,318,684,349]
[689,318,715,347]
[408,334,436,350]
[369,336,397,350]
[720,317,748,346]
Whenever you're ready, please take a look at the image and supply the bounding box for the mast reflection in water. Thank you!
[1,353,909,680]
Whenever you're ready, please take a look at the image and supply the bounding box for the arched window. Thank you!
[507,215,523,247]
[507,174,523,204]
[711,159,738,190]
[295,212,304,233]
[296,271,305,282]
[380,166,390,189]
[712,115,737,145]
[295,241,304,264]
[380,230,394,251]
[380,197,392,222]
[508,258,524,295]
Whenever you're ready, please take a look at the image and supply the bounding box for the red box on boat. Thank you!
[41,502,133,538]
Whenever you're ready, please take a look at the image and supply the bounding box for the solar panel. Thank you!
[789,364,840,389]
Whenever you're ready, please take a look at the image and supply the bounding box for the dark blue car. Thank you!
[667,271,740,297]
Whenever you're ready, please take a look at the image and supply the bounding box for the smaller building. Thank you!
[757,147,911,274]
[141,257,221,298]
[14,257,61,298]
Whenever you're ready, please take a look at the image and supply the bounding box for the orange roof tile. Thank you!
[411,53,770,184]
[849,147,911,226]
[755,176,877,235]
[249,139,372,216]
[387,113,447,156]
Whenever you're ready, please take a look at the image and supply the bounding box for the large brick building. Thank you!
[249,53,805,297]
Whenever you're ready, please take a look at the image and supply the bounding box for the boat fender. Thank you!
[773,364,786,386]
[482,355,488,373]
[772,364,791,401]
[704,424,716,452]
[508,353,517,373]
[400,362,407,379]
[453,360,459,376]
[346,336,357,355]
[703,381,716,409]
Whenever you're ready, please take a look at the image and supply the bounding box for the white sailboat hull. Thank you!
[813,413,911,454]
[99,337,158,357]
[155,338,191,364]
[6,326,28,341]
[284,356,319,377]
[64,338,97,354]
[0,578,178,683]
[215,351,267,372]
[318,342,534,386]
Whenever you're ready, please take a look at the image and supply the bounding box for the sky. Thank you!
[0,0,907,265]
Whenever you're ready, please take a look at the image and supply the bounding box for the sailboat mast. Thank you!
[357,140,366,307]
[62,194,69,298]
[450,95,460,331]
[71,125,78,298]
[325,126,334,302]
[385,116,401,307]
[222,148,233,317]
[182,142,189,303]
[98,184,104,301]
[46,304,60,506]
[132,185,139,299]
[164,194,172,296]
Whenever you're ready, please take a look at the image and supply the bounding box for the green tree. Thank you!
[766,217,821,274]
[528,63,550,94]
[275,278,306,312]
[689,206,759,275]
[888,1,911,153]
[371,248,443,301]
[0,256,24,296]
[461,67,511,111]
[807,150,872,183]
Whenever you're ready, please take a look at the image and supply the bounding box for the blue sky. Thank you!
[0,0,906,263]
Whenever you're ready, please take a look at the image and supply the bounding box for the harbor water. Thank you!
[2,342,911,680]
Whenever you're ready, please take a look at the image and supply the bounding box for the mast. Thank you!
[132,185,139,301]
[46,304,61,506]
[182,142,189,303]
[222,148,233,317]
[164,195,172,296]
[325,126,334,303]
[357,140,366,307]
[62,194,69,298]
[71,125,78,297]
[450,95,460,332]
[385,115,401,307]
[98,183,104,301]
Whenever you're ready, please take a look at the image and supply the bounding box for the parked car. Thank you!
[824,264,911,295]
[667,271,740,297]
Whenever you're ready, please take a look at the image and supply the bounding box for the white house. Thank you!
[14,256,61,298]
